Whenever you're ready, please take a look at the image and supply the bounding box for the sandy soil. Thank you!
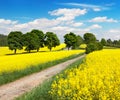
[0,55,85,100]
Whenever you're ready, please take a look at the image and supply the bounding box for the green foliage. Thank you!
[31,29,44,52]
[86,42,103,54]
[64,32,77,50]
[86,43,98,54]
[100,38,106,46]
[83,33,103,54]
[72,35,83,49]
[7,31,23,54]
[44,32,60,51]
[0,34,8,46]
[96,42,103,50]
[106,39,120,48]
[84,33,96,44]
[23,32,39,53]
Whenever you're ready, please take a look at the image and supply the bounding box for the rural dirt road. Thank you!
[0,54,85,100]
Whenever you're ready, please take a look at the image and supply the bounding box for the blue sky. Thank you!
[0,0,120,42]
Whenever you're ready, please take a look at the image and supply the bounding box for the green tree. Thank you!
[73,35,83,49]
[96,42,103,50]
[23,32,39,53]
[107,39,112,46]
[44,32,60,51]
[86,42,103,54]
[7,31,23,54]
[31,29,44,52]
[0,34,8,46]
[64,32,77,50]
[83,33,96,44]
[100,38,106,46]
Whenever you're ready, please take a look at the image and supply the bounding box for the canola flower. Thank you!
[0,43,66,56]
[0,49,84,73]
[50,49,120,100]
[79,44,87,49]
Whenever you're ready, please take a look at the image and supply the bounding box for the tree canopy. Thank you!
[31,29,44,52]
[44,32,60,51]
[101,38,107,46]
[7,31,23,54]
[84,33,96,44]
[64,32,77,50]
[23,32,39,53]
[73,35,83,49]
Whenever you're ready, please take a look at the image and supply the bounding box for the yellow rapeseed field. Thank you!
[0,49,84,73]
[50,49,120,100]
[0,43,66,56]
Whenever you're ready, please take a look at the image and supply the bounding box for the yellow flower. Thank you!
[49,49,120,99]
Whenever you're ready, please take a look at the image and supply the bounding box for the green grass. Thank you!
[103,46,118,49]
[0,53,84,86]
[16,56,84,100]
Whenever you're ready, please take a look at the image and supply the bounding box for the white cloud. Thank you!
[93,8,101,11]
[88,24,102,30]
[72,22,83,27]
[0,8,119,42]
[109,29,120,33]
[89,16,118,23]
[49,8,87,21]
[61,3,110,12]
[0,19,18,25]
[0,8,86,39]
[102,29,120,40]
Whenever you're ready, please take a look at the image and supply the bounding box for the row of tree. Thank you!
[7,30,60,54]
[1,29,120,54]
[7,29,102,54]
[7,30,85,54]
[101,38,120,47]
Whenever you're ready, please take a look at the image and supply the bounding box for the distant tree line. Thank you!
[0,29,120,54]
[101,38,120,48]
[0,34,8,46]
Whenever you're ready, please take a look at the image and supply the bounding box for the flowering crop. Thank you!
[0,43,66,56]
[0,49,84,73]
[50,49,120,100]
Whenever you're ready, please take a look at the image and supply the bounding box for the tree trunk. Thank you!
[14,49,16,54]
[29,50,31,53]
[37,48,39,52]
[50,48,52,51]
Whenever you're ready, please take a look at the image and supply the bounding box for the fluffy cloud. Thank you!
[0,8,119,41]
[103,29,120,40]
[109,29,120,33]
[89,16,118,23]
[49,8,87,21]
[0,8,87,36]
[0,19,18,25]
[88,24,102,30]
[72,22,83,27]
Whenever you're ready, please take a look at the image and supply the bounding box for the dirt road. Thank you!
[0,54,85,100]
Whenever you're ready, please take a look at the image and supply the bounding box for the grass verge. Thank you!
[0,53,84,86]
[16,56,84,100]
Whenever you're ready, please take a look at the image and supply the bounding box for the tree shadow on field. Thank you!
[5,51,47,56]
[5,49,65,56]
